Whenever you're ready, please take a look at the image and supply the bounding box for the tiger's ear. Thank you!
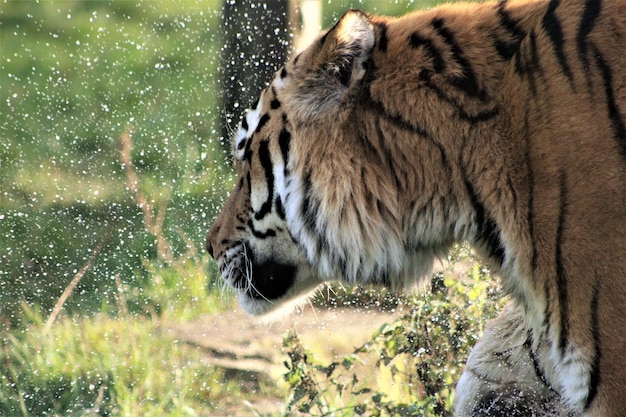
[284,10,374,121]
[310,10,375,87]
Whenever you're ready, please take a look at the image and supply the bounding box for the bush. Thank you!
[282,248,507,416]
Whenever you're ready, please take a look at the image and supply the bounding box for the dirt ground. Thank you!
[164,261,469,415]
[166,303,404,416]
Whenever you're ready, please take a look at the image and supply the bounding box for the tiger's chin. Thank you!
[234,262,322,317]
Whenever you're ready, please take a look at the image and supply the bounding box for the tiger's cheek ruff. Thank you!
[206,97,324,316]
[281,166,438,289]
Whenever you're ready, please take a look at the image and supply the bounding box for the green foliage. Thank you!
[0,0,231,321]
[282,249,507,416]
[1,304,246,417]
[133,255,225,321]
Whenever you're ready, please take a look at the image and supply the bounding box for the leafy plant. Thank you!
[282,248,507,416]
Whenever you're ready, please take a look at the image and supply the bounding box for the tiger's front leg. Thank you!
[455,304,578,417]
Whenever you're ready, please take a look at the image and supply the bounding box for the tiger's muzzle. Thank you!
[212,241,297,302]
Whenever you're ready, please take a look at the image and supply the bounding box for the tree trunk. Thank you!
[219,0,291,150]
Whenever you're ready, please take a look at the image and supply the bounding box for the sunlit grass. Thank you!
[0,250,269,417]
[139,256,226,321]
[0,303,258,417]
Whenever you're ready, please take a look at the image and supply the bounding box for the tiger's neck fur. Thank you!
[286,1,549,290]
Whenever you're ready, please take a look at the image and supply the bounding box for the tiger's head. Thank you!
[207,10,445,315]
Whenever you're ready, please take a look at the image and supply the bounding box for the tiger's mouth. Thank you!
[216,242,322,315]
[242,259,297,301]
[219,244,297,302]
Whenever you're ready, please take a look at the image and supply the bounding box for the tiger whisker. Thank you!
[241,242,275,305]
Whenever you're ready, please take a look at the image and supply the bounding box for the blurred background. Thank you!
[1,0,427,324]
[1,1,498,416]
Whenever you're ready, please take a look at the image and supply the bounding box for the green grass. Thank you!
[2,309,242,416]
[0,256,282,417]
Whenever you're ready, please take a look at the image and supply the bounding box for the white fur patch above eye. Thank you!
[234,100,263,160]
[273,70,286,90]
[245,105,262,136]
[234,126,247,160]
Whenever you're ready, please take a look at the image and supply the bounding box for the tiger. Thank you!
[205,0,626,415]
